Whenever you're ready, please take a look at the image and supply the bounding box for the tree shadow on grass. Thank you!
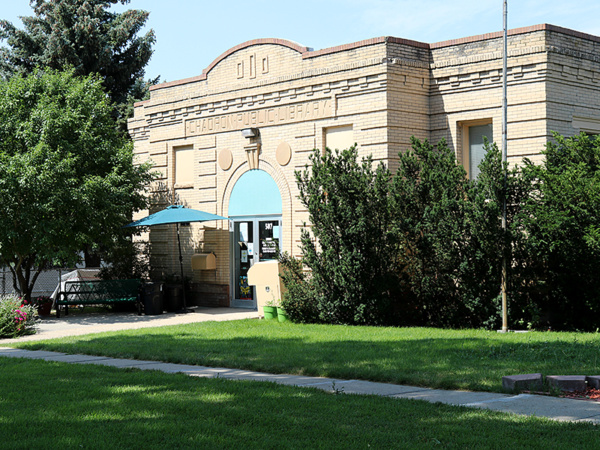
[0,357,597,449]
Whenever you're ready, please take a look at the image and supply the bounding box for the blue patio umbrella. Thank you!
[124,205,228,312]
[124,205,228,228]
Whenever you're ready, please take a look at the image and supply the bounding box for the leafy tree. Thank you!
[0,69,154,301]
[0,0,156,123]
[98,238,150,280]
[516,133,600,330]
[295,146,400,325]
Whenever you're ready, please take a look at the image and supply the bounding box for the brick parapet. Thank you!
[147,24,600,93]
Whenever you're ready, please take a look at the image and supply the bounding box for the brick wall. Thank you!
[129,26,600,305]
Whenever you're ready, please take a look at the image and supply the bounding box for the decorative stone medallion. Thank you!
[276,141,292,166]
[218,148,233,171]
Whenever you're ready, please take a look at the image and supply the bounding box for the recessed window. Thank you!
[174,145,194,186]
[324,125,354,152]
[573,116,600,136]
[462,121,493,179]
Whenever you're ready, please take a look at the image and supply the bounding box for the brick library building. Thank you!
[128,24,600,309]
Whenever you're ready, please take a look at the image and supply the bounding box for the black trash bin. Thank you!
[163,284,183,312]
[143,282,164,315]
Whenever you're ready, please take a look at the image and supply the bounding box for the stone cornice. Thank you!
[547,45,600,65]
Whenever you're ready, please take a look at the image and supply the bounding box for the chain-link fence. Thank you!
[1,267,79,298]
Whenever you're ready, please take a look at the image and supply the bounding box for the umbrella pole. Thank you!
[176,223,192,313]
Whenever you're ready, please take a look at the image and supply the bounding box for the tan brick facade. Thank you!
[129,24,600,307]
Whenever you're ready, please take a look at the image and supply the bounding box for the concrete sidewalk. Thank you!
[0,307,260,343]
[1,309,599,425]
[2,347,599,424]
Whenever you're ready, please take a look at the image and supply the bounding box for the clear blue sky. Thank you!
[3,1,600,83]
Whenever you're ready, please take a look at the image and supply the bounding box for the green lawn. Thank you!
[1,357,598,449]
[10,320,600,392]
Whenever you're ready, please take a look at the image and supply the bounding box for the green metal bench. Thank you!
[56,279,142,318]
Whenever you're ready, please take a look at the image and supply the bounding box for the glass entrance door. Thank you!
[234,221,253,301]
[231,216,282,308]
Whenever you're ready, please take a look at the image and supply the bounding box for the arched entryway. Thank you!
[228,170,282,308]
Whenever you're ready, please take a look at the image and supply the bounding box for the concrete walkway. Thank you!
[1,309,599,425]
[0,307,260,343]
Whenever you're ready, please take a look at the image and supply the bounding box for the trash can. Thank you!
[163,284,183,312]
[143,282,164,315]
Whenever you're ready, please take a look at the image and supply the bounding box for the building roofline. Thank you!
[148,24,600,92]
[302,36,429,59]
[133,99,150,107]
[430,23,600,49]
[150,38,311,91]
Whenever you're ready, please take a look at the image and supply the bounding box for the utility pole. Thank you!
[501,0,509,332]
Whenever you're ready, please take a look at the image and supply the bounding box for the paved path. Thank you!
[0,307,260,343]
[1,308,599,425]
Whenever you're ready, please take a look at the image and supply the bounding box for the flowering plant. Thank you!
[34,296,52,305]
[0,295,38,338]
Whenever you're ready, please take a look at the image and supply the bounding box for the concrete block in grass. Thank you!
[546,375,587,392]
[502,373,543,391]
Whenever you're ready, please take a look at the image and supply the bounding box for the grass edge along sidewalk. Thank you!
[1,356,599,449]
[7,319,600,393]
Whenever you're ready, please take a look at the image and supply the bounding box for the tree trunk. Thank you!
[8,254,43,303]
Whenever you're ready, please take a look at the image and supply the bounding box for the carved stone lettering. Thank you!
[185,99,332,136]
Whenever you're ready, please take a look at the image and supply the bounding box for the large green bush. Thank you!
[391,138,471,326]
[294,146,400,325]
[285,134,600,330]
[288,139,510,328]
[514,133,600,330]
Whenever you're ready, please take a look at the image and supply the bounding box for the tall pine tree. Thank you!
[0,0,156,126]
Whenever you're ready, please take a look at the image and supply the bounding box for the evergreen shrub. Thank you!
[284,134,600,330]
